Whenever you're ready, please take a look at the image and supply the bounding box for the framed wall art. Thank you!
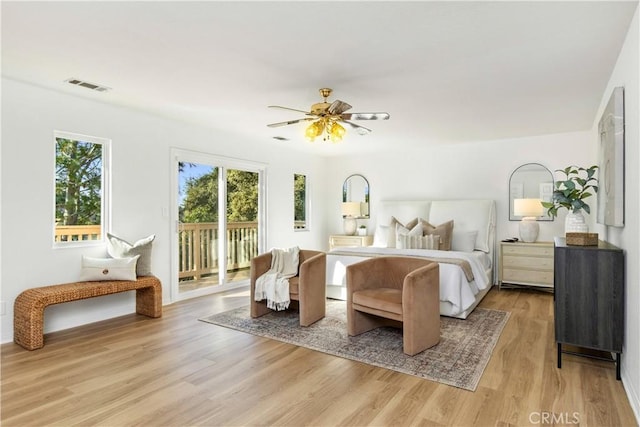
[597,86,625,227]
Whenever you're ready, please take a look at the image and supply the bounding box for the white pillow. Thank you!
[451,230,478,252]
[395,223,423,249]
[79,255,140,282]
[372,224,390,247]
[107,233,155,276]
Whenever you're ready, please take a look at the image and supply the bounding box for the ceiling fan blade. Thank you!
[341,112,390,121]
[342,120,372,135]
[328,100,352,115]
[268,105,312,115]
[267,117,315,128]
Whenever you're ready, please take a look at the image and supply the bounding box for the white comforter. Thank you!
[327,246,491,314]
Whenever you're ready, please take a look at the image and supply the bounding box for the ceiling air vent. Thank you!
[65,78,111,92]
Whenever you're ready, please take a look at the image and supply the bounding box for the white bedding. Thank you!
[327,246,491,316]
[327,199,496,319]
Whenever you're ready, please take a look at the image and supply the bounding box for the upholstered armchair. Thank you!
[250,250,326,326]
[346,256,440,355]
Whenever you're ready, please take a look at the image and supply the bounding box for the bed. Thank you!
[326,199,496,319]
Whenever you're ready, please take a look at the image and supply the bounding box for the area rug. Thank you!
[199,299,509,391]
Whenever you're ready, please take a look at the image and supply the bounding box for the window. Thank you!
[294,174,308,230]
[54,131,110,245]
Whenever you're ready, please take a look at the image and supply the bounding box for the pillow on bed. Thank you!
[387,217,402,248]
[451,230,478,252]
[387,216,416,248]
[398,234,440,250]
[424,234,440,250]
[373,225,390,247]
[420,219,454,251]
[395,223,423,248]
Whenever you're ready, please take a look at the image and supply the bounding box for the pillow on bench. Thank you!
[107,233,155,276]
[80,255,139,281]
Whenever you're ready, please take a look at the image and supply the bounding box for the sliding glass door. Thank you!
[171,149,265,300]
[225,168,260,284]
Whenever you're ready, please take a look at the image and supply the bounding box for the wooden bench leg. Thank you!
[135,285,162,318]
[14,297,45,350]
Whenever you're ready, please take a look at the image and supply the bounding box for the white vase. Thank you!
[565,210,588,234]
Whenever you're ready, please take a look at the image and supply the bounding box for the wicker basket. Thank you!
[566,232,598,246]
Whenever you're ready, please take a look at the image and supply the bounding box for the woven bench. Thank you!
[14,276,162,350]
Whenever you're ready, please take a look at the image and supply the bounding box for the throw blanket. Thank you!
[329,250,474,282]
[254,247,300,311]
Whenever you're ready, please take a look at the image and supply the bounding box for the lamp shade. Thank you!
[513,198,544,218]
[341,202,361,217]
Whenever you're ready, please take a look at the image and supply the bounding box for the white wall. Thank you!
[325,130,594,243]
[0,78,328,342]
[591,7,640,420]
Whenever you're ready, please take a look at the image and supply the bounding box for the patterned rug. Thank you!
[200,299,509,391]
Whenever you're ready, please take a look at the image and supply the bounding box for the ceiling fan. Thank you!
[267,88,390,143]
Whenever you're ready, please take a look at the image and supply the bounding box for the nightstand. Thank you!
[499,241,554,291]
[329,235,373,251]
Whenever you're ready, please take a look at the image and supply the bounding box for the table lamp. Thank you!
[513,198,544,242]
[341,202,361,235]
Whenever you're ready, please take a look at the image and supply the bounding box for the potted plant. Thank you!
[357,225,367,236]
[541,165,599,233]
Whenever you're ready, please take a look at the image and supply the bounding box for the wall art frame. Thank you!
[597,86,625,227]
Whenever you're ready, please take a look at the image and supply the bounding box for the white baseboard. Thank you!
[622,370,640,425]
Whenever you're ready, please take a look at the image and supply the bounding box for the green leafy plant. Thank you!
[542,165,599,217]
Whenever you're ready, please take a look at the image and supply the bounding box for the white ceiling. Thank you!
[2,1,637,156]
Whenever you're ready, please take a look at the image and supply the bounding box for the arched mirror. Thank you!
[509,163,554,221]
[342,174,370,218]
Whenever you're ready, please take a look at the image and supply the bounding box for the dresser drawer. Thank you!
[503,255,554,270]
[502,244,554,257]
[503,268,554,286]
[329,235,373,250]
[499,241,555,290]
[331,236,363,247]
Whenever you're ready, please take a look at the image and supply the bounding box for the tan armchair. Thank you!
[346,256,440,355]
[250,250,326,326]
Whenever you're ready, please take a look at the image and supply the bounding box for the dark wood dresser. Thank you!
[553,237,624,380]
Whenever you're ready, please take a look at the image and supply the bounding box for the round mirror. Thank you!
[509,163,554,221]
[342,174,370,218]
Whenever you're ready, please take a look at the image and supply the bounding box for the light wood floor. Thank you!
[1,287,636,426]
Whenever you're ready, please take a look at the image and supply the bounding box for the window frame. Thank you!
[53,130,111,248]
[294,173,309,231]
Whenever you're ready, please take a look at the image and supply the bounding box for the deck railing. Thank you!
[178,221,258,281]
[55,224,102,242]
[54,222,259,282]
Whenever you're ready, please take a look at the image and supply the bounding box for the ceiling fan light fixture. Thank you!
[305,120,325,142]
[268,87,389,143]
[330,122,346,143]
